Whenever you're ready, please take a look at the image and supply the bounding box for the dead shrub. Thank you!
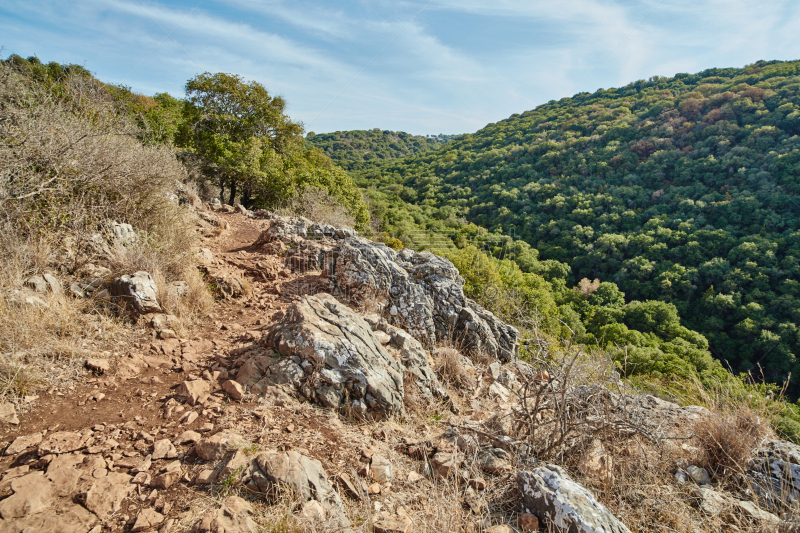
[434,347,473,389]
[694,408,770,480]
[0,61,210,393]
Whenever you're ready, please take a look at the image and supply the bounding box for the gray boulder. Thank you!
[518,465,632,533]
[266,293,405,417]
[747,439,800,511]
[110,271,161,314]
[242,450,349,527]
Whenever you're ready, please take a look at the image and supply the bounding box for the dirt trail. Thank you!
[0,212,382,532]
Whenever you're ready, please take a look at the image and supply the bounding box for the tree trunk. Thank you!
[228,177,237,206]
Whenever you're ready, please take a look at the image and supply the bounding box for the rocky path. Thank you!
[0,212,396,532]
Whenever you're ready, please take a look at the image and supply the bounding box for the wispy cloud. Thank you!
[1,0,798,134]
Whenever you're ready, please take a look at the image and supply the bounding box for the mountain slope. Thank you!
[306,129,455,171]
[357,59,800,385]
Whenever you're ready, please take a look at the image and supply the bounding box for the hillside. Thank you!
[3,53,800,533]
[357,59,800,388]
[306,129,456,171]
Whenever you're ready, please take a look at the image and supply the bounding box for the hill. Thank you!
[305,129,456,171]
[357,60,800,387]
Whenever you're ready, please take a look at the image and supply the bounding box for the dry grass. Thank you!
[694,408,771,480]
[0,62,212,395]
[434,347,474,389]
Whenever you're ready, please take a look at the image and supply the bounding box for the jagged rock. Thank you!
[0,403,19,425]
[256,215,518,360]
[222,380,245,401]
[152,439,177,460]
[686,465,711,485]
[371,455,393,482]
[84,472,134,519]
[133,509,164,532]
[219,450,249,481]
[254,214,356,244]
[110,271,162,314]
[109,221,137,246]
[266,293,405,417]
[37,431,91,455]
[243,449,349,526]
[747,439,800,511]
[193,496,258,533]
[85,358,110,374]
[5,289,48,309]
[372,511,414,533]
[379,323,447,401]
[692,486,732,516]
[197,211,229,230]
[431,451,463,477]
[206,270,247,299]
[0,472,53,518]
[176,380,211,406]
[476,448,513,474]
[195,433,243,461]
[518,465,632,533]
[5,433,43,455]
[196,248,213,265]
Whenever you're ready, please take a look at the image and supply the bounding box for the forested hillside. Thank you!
[306,129,455,170]
[358,60,800,388]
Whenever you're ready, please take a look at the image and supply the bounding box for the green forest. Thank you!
[354,59,800,395]
[305,129,455,171]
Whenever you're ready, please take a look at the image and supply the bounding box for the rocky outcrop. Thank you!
[238,449,349,527]
[265,293,405,417]
[110,271,161,314]
[747,439,800,511]
[252,212,519,361]
[518,465,632,533]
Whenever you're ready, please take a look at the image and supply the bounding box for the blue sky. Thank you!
[3,0,800,135]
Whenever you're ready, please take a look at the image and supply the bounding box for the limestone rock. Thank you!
[247,449,349,526]
[84,472,134,519]
[5,433,43,455]
[747,439,800,511]
[0,472,53,519]
[37,431,91,455]
[165,280,190,302]
[133,508,164,532]
[578,439,613,480]
[206,270,247,300]
[193,496,258,533]
[476,448,513,475]
[85,358,110,374]
[518,465,631,533]
[152,439,177,460]
[195,433,243,461]
[686,465,711,485]
[259,215,518,360]
[110,271,161,314]
[177,380,211,406]
[371,455,393,482]
[222,380,245,401]
[0,403,19,425]
[381,324,447,402]
[266,293,405,417]
[372,511,414,533]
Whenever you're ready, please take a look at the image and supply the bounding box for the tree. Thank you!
[180,72,303,205]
